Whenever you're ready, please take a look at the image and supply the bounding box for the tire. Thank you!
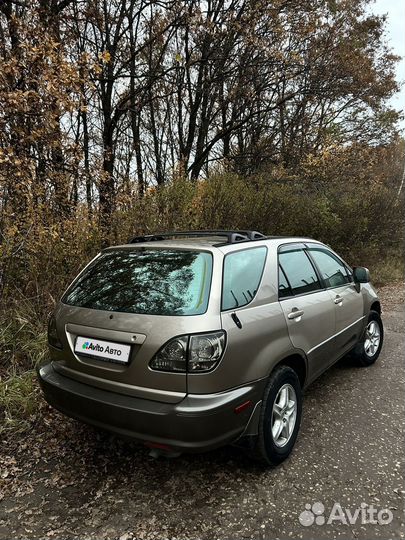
[252,365,302,466]
[351,310,384,367]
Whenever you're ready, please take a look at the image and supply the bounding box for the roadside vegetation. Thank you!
[1,149,404,434]
[0,0,404,435]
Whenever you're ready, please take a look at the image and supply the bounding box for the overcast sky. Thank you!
[369,0,405,128]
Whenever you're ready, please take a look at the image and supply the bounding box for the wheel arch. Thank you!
[370,300,381,314]
[272,353,307,388]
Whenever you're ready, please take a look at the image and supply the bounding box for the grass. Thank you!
[369,256,404,287]
[0,370,39,435]
[0,300,48,435]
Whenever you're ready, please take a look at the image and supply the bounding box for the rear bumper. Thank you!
[38,363,264,453]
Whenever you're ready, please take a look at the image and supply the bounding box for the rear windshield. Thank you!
[63,249,213,316]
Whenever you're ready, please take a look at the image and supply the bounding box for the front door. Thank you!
[306,245,365,357]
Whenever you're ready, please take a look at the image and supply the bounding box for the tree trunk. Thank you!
[99,122,115,235]
[81,105,92,213]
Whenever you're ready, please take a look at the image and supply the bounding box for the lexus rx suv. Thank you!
[38,230,383,465]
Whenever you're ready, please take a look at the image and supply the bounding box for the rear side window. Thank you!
[308,248,351,288]
[63,249,213,316]
[222,247,267,310]
[279,249,321,296]
[278,265,293,298]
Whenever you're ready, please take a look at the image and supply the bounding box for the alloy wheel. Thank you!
[271,383,297,447]
[364,320,381,357]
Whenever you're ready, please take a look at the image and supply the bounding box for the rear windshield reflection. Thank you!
[63,249,213,316]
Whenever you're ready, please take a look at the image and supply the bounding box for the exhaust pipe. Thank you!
[145,442,181,459]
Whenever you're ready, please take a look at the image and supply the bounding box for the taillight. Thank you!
[149,331,226,373]
[149,336,188,372]
[47,314,63,349]
[188,332,226,371]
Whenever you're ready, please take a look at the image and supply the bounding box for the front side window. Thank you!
[63,249,213,316]
[279,248,321,296]
[222,247,267,310]
[308,248,351,288]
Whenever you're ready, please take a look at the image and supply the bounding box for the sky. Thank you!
[369,0,405,129]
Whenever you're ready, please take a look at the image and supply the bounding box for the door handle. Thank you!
[334,295,343,305]
[288,308,304,320]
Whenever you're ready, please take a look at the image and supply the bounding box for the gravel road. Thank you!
[1,284,404,540]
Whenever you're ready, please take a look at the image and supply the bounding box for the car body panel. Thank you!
[38,362,266,452]
[279,290,336,383]
[51,305,224,403]
[190,241,292,394]
[326,283,365,357]
[360,282,381,314]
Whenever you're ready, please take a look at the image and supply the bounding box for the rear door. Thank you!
[306,244,364,357]
[278,244,336,382]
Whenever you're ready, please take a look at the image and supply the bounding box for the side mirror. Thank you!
[353,266,370,283]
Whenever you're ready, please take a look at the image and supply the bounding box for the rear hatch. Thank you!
[50,246,220,404]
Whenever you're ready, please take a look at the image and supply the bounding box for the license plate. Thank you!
[75,336,131,364]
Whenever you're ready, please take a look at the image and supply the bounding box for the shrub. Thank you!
[0,143,403,432]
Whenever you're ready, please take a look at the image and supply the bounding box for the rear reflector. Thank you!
[234,400,252,414]
[144,441,172,451]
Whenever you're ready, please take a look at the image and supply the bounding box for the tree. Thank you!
[0,0,401,238]
[0,1,81,223]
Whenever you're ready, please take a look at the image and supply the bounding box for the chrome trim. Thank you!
[66,323,146,344]
[307,315,366,355]
[65,323,146,371]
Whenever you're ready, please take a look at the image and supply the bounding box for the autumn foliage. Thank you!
[0,0,404,420]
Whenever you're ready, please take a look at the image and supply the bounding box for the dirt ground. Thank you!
[1,284,404,540]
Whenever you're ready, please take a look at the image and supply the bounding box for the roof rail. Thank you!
[129,230,265,245]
